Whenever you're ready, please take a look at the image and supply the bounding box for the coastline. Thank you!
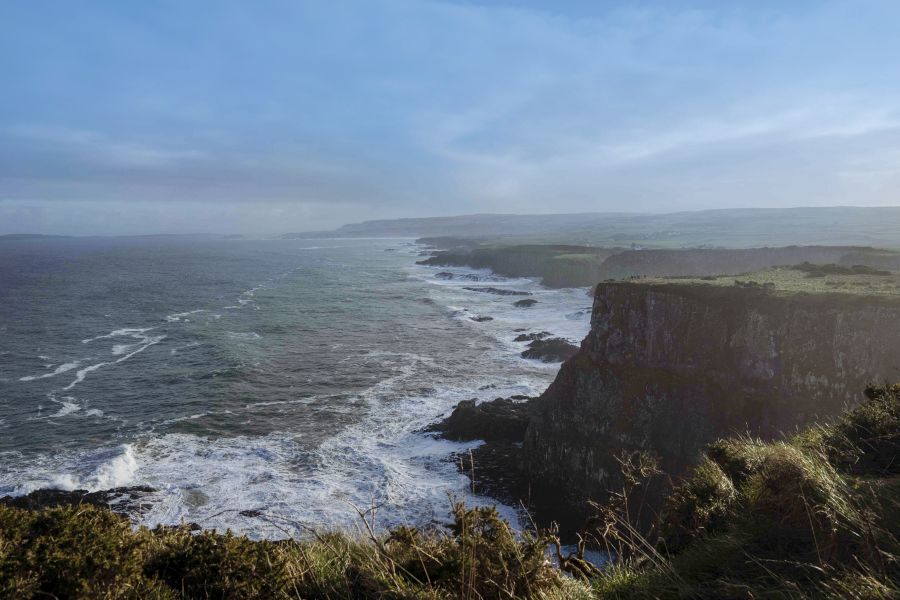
[1,239,593,538]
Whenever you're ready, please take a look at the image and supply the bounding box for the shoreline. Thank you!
[2,244,592,539]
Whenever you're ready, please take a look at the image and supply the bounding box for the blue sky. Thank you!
[1,0,899,234]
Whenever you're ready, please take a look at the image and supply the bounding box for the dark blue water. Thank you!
[0,235,591,536]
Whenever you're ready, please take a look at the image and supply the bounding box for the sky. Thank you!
[1,0,899,235]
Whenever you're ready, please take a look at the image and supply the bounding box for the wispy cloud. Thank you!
[1,0,899,233]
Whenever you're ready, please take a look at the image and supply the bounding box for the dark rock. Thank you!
[520,338,579,362]
[514,298,538,307]
[514,331,551,342]
[427,397,532,442]
[435,271,455,279]
[452,442,526,505]
[470,315,494,322]
[463,287,532,296]
[1,486,159,519]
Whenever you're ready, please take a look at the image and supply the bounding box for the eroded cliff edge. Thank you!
[465,277,900,527]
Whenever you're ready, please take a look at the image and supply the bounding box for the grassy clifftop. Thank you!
[643,264,900,299]
[417,240,900,289]
[2,385,899,598]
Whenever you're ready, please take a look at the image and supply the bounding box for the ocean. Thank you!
[0,236,591,537]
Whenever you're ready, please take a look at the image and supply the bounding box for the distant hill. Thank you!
[0,234,72,241]
[281,206,900,248]
[332,212,621,237]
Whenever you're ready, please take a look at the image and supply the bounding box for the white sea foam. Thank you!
[49,474,80,491]
[82,327,156,344]
[413,263,592,354]
[113,335,165,363]
[63,362,108,391]
[226,331,261,340]
[6,444,138,494]
[19,361,80,382]
[63,333,165,391]
[5,247,592,538]
[50,400,80,418]
[165,309,206,322]
[93,445,139,489]
[170,341,201,355]
[125,339,553,537]
[112,342,139,356]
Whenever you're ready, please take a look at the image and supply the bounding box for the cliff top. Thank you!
[638,264,900,299]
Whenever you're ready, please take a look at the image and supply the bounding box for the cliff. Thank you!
[521,276,900,522]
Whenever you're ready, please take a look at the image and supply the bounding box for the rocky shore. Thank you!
[1,486,161,520]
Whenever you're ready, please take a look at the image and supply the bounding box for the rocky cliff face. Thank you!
[523,282,900,517]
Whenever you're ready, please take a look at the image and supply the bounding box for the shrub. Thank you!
[741,443,861,560]
[0,505,171,599]
[144,527,298,599]
[704,436,768,486]
[657,458,736,553]
[822,384,900,476]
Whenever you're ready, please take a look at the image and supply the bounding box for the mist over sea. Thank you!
[0,236,591,537]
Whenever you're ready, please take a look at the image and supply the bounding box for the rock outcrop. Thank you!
[520,338,579,363]
[1,486,159,520]
[428,396,532,442]
[463,287,532,296]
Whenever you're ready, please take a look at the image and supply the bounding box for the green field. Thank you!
[644,265,900,298]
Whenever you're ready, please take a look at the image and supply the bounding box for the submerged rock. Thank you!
[513,298,538,307]
[470,315,494,322]
[514,331,551,342]
[463,287,532,296]
[520,338,579,362]
[427,396,532,442]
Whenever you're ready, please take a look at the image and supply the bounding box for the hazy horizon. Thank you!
[2,0,899,235]
[5,204,900,243]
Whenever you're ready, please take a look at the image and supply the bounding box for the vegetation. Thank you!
[647,265,900,298]
[789,262,892,278]
[0,500,585,599]
[594,383,900,599]
[2,385,898,598]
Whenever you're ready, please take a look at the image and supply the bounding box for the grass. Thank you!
[2,385,899,598]
[594,383,900,599]
[643,265,900,298]
[0,500,585,599]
